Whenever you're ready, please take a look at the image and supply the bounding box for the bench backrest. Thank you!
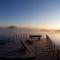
[29,35,42,39]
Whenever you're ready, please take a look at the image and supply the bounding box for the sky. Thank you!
[0,0,60,29]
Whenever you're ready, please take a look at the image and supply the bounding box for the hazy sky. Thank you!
[0,0,60,29]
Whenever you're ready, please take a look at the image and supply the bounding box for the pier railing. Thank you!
[46,35,60,60]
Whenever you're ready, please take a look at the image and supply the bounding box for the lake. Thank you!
[0,28,60,47]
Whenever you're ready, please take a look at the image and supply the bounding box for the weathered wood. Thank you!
[46,35,60,60]
[29,35,42,41]
[30,35,42,39]
[56,48,60,60]
[20,39,35,58]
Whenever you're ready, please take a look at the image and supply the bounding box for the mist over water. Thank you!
[0,28,60,47]
[48,33,60,47]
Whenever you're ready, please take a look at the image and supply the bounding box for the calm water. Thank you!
[0,28,46,47]
[0,28,60,47]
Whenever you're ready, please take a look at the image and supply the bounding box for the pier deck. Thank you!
[0,35,57,60]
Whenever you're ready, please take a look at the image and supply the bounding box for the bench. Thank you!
[29,35,42,41]
[26,35,42,44]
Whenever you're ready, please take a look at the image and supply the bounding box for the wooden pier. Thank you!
[46,35,60,60]
[0,33,60,60]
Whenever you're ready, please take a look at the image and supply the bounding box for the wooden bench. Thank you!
[29,35,42,41]
[26,35,42,44]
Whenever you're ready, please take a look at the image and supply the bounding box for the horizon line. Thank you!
[0,26,60,30]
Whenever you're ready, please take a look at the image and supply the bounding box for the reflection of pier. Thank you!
[0,34,60,60]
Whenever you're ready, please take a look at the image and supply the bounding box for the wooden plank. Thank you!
[20,39,35,58]
[30,35,42,38]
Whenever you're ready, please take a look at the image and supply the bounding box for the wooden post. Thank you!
[56,48,59,60]
[20,34,22,39]
[26,33,27,40]
[53,44,55,57]
[38,37,40,41]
